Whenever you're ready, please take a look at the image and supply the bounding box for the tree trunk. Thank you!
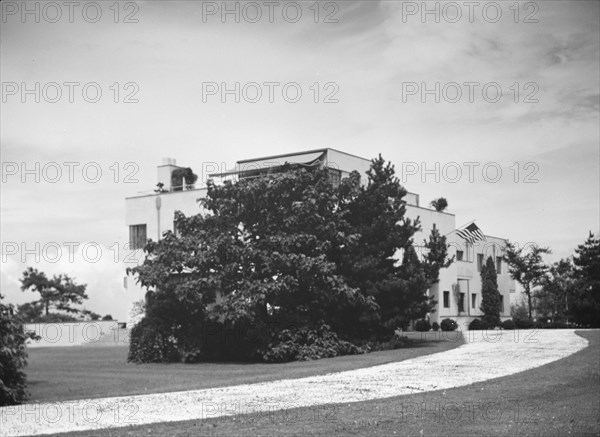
[526,285,533,320]
[45,300,49,315]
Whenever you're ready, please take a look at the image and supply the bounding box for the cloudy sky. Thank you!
[1,1,599,320]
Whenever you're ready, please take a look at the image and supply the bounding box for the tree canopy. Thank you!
[504,242,550,320]
[570,233,600,327]
[20,268,88,317]
[129,157,452,363]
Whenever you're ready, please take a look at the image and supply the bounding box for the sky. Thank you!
[1,1,599,321]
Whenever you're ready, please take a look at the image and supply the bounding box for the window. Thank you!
[499,295,505,313]
[458,293,465,312]
[477,254,484,272]
[471,293,477,309]
[466,243,473,262]
[496,257,502,274]
[328,169,342,188]
[443,291,450,308]
[456,250,464,261]
[129,224,147,250]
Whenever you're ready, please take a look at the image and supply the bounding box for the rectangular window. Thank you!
[500,295,505,313]
[456,250,464,261]
[458,293,465,312]
[443,291,450,308]
[328,169,342,188]
[496,257,502,274]
[129,224,147,250]
[471,293,477,309]
[477,254,484,272]
[466,243,473,262]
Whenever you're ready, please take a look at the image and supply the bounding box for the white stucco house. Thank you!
[125,148,515,327]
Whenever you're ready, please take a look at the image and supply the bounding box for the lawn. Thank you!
[26,333,463,403]
[55,330,599,437]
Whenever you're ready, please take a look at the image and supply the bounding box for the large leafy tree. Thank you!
[504,242,550,320]
[130,166,373,360]
[130,157,452,361]
[480,256,501,326]
[20,268,88,316]
[570,233,600,327]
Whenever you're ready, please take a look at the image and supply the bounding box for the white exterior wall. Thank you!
[403,206,514,325]
[404,205,457,324]
[125,188,208,242]
[124,187,208,320]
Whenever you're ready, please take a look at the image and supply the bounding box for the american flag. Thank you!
[456,222,486,244]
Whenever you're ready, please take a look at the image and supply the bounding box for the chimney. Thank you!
[157,157,180,191]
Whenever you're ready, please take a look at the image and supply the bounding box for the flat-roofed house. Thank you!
[125,148,514,327]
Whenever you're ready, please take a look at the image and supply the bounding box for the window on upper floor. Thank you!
[129,224,147,250]
[496,256,502,274]
[328,169,342,188]
[465,243,474,262]
[477,254,484,272]
[499,295,505,313]
[456,250,464,261]
[443,291,450,308]
[471,293,477,309]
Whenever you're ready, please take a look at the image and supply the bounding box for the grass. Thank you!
[26,333,463,403]
[55,330,599,437]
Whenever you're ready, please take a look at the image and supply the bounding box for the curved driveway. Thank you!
[0,329,589,436]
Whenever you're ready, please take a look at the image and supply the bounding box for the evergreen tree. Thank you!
[480,256,501,326]
[570,233,600,327]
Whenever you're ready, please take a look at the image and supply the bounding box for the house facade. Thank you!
[125,149,515,327]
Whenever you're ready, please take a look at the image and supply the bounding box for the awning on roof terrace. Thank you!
[209,151,326,178]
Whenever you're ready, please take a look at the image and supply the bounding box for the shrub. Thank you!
[514,318,534,329]
[431,322,440,332]
[262,324,367,363]
[469,319,489,330]
[0,295,38,406]
[127,317,180,363]
[415,319,431,332]
[534,321,569,329]
[501,319,516,330]
[440,318,458,332]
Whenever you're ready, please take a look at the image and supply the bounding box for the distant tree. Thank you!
[20,268,88,316]
[510,297,529,321]
[102,314,113,321]
[570,233,600,327]
[430,197,448,212]
[504,242,550,320]
[480,256,501,326]
[15,302,44,323]
[81,310,101,321]
[536,258,574,323]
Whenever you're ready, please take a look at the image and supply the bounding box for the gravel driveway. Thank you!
[0,329,589,436]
